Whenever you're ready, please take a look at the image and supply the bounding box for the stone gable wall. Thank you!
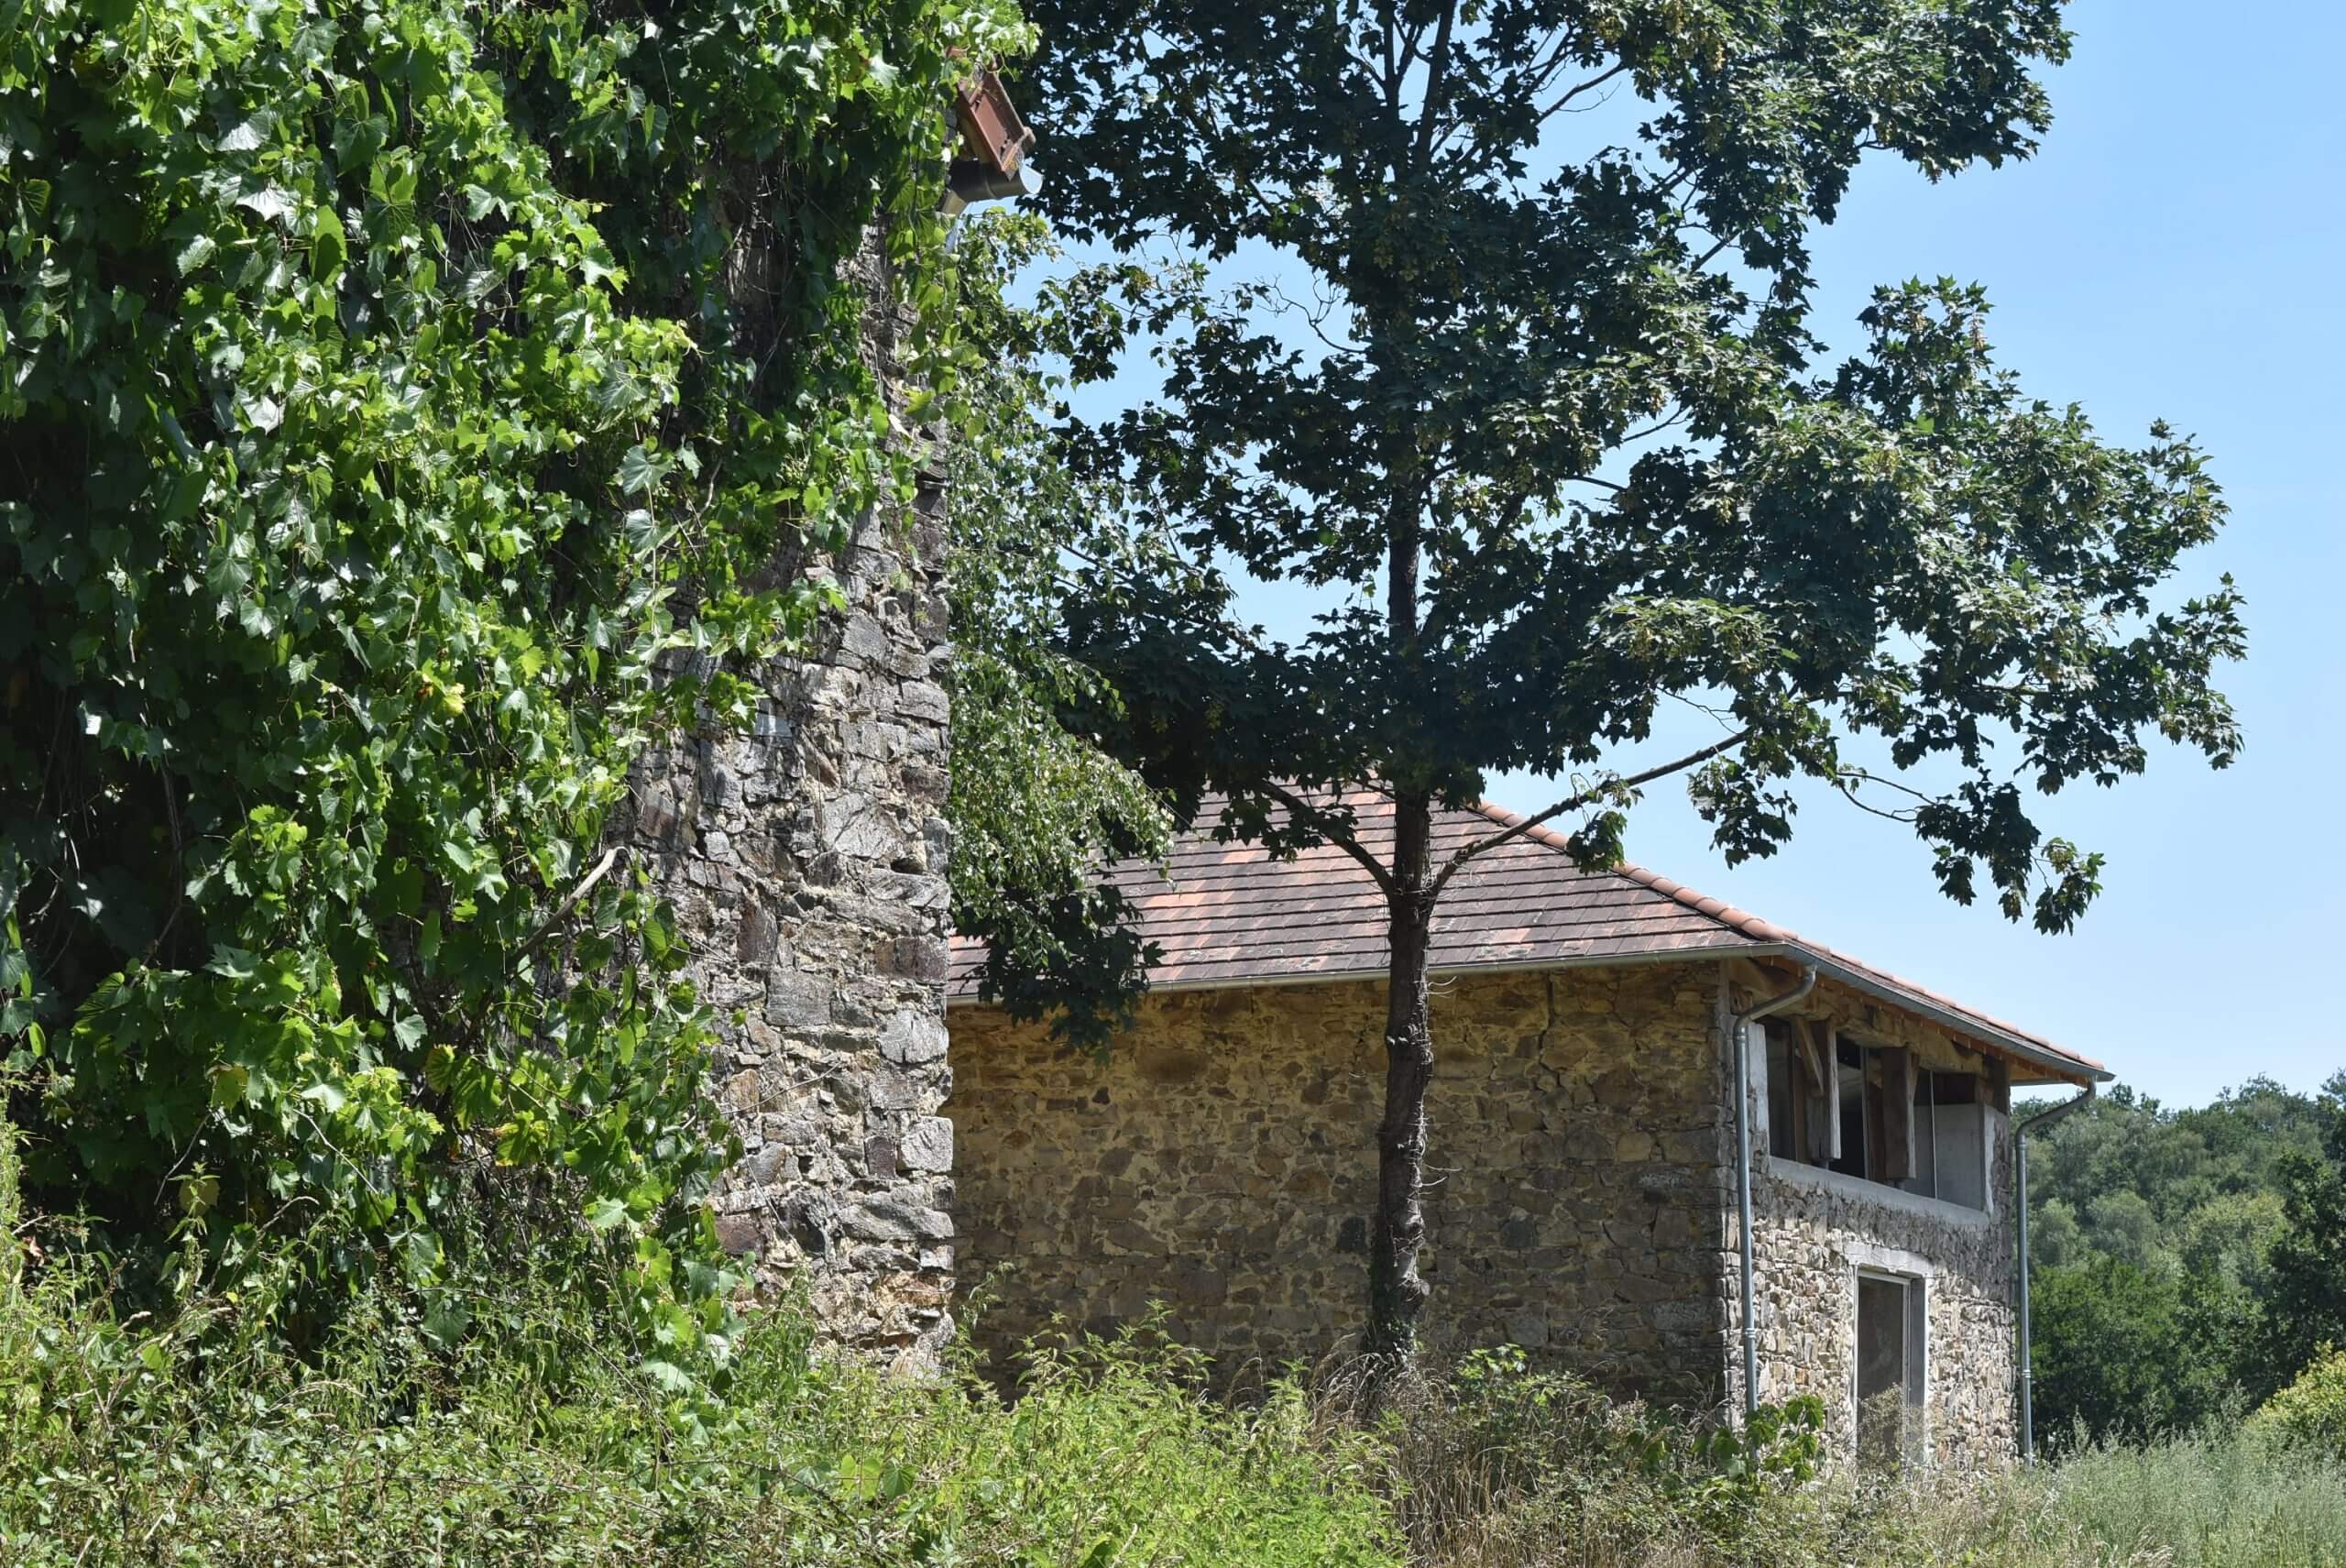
[1732,975,2020,1468]
[631,242,958,1368]
[949,965,1738,1407]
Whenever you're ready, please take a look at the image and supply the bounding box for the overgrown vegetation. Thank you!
[0,0,1021,1355]
[13,1105,2346,1568]
[0,1116,1396,1564]
[2023,1073,2346,1440]
[939,212,1177,1053]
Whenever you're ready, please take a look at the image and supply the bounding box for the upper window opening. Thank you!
[1762,1021,1993,1211]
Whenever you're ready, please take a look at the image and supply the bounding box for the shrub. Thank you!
[2253,1344,2346,1457]
[1,1117,1398,1566]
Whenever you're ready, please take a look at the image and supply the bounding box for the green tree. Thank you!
[1020,0,2244,1354]
[942,214,1174,1051]
[2030,1198,2084,1269]
[2263,1079,2346,1386]
[2087,1190,2161,1270]
[2032,1254,2234,1443]
[2021,1076,2336,1409]
[0,0,1022,1353]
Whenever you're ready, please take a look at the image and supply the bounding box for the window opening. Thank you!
[1765,1022,1797,1160]
[1830,1040,1868,1180]
[1913,1068,1937,1199]
[1776,1036,1990,1212]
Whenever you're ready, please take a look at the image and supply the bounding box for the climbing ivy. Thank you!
[0,0,1025,1362]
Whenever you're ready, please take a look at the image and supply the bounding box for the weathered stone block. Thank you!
[881,1008,948,1065]
[902,1116,954,1172]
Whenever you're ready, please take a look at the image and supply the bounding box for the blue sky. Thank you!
[1044,0,2344,1107]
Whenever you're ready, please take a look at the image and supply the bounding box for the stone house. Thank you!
[947,790,2107,1467]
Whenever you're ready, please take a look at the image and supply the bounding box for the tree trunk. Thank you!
[1365,790,1436,1360]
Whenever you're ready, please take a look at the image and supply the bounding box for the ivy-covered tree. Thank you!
[1019,2,2246,1356]
[0,0,1023,1355]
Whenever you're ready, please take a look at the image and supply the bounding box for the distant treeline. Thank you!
[2024,1072,2346,1442]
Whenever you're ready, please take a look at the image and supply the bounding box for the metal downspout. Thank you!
[1733,964,1816,1419]
[2015,1085,2095,1460]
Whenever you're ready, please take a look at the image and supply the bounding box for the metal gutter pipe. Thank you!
[1732,964,1816,1419]
[2015,1085,2095,1461]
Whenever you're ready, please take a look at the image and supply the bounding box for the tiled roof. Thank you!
[948,788,2106,1082]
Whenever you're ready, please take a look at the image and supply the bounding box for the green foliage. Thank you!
[940,214,1175,1052]
[1022,0,2243,932]
[2031,1253,2241,1442]
[2022,1075,2346,1437]
[1,1154,1398,1565]
[1325,1344,1827,1566]
[2262,1081,2346,1380]
[2253,1345,2346,1459]
[9,1162,2346,1568]
[0,0,1022,1353]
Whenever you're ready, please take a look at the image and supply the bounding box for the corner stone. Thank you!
[880,1009,948,1065]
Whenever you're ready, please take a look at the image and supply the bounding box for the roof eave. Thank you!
[1738,941,2110,1088]
[947,938,2109,1088]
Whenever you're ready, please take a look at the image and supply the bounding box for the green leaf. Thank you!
[616,444,669,496]
[216,111,276,152]
[639,1358,695,1394]
[235,186,298,225]
[174,234,218,276]
[312,214,346,280]
[207,947,260,981]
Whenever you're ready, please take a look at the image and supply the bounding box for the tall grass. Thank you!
[1323,1343,2346,1568]
[3,1116,1394,1566]
[2024,1430,2346,1568]
[10,1109,2346,1566]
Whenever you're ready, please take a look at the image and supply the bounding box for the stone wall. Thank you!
[949,964,1738,1406]
[1732,975,2020,1469]
[956,959,2029,1466]
[630,242,958,1368]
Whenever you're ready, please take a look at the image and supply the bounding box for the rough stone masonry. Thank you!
[630,238,959,1368]
[954,960,2025,1464]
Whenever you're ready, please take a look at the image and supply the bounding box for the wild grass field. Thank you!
[8,1124,2346,1568]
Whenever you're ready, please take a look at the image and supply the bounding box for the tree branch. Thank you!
[1427,729,1751,898]
[514,844,623,959]
[1255,781,1397,896]
[1538,60,1632,123]
[1411,0,1460,169]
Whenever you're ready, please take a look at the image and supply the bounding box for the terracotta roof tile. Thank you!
[948,787,2103,1081]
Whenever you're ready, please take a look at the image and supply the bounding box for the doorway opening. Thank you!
[1855,1270,1925,1468]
